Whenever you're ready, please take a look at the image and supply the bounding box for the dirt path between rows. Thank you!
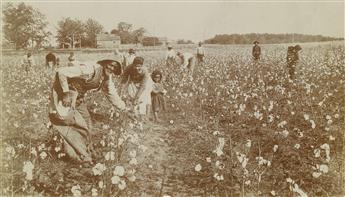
[135,116,205,197]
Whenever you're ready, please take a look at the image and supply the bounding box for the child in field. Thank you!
[151,70,167,122]
[21,52,35,74]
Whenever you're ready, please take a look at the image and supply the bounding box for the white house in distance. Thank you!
[96,34,121,48]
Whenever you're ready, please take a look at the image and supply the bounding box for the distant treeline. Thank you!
[204,33,344,44]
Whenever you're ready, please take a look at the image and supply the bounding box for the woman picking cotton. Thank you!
[49,57,129,163]
[120,57,153,120]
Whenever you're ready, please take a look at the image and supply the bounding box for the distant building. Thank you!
[96,34,121,48]
[158,37,168,46]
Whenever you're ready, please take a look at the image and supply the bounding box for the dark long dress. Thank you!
[151,83,166,112]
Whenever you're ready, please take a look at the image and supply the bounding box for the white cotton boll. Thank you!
[245,140,252,148]
[319,164,329,173]
[40,151,47,160]
[98,181,104,189]
[105,151,115,161]
[268,101,274,111]
[71,185,82,197]
[329,135,335,141]
[294,144,300,149]
[194,164,202,172]
[206,157,211,163]
[326,115,332,120]
[281,130,289,138]
[91,188,98,197]
[118,180,126,190]
[312,171,322,178]
[292,183,308,197]
[273,145,278,152]
[214,148,224,157]
[114,166,125,176]
[129,158,138,165]
[128,175,136,182]
[278,121,287,128]
[111,176,121,184]
[270,190,276,196]
[268,115,274,123]
[310,120,316,129]
[218,137,225,148]
[129,150,137,158]
[314,149,321,158]
[92,163,107,176]
[304,114,310,121]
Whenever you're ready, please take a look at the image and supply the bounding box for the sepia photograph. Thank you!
[1,0,344,196]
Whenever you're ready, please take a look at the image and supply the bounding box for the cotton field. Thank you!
[1,42,344,196]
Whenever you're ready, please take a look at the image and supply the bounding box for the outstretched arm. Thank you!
[102,77,126,111]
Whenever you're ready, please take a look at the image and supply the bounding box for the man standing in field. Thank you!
[196,42,205,64]
[287,44,302,80]
[67,52,77,67]
[252,41,261,61]
[165,45,176,66]
[176,51,196,75]
[125,48,136,67]
[21,52,35,74]
[114,48,126,71]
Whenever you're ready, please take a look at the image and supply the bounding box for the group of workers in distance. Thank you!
[17,42,302,164]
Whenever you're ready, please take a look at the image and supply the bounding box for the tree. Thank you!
[117,22,132,32]
[84,18,104,48]
[56,17,84,48]
[132,27,146,44]
[111,22,146,44]
[177,39,194,44]
[142,37,162,46]
[2,2,51,49]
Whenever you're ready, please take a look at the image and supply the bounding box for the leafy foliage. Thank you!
[2,2,51,49]
[110,22,146,44]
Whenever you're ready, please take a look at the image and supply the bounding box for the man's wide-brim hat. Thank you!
[97,59,122,75]
[253,41,259,44]
[167,45,172,49]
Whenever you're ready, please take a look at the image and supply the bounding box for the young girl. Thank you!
[151,70,167,122]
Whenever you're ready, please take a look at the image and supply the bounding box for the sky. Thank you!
[4,0,344,43]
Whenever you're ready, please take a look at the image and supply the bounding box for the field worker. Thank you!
[49,58,129,163]
[196,42,205,64]
[114,48,126,71]
[125,48,136,67]
[21,52,35,74]
[176,51,196,74]
[252,41,261,61]
[120,57,153,120]
[287,44,302,80]
[46,51,59,70]
[67,52,77,67]
[165,45,176,66]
